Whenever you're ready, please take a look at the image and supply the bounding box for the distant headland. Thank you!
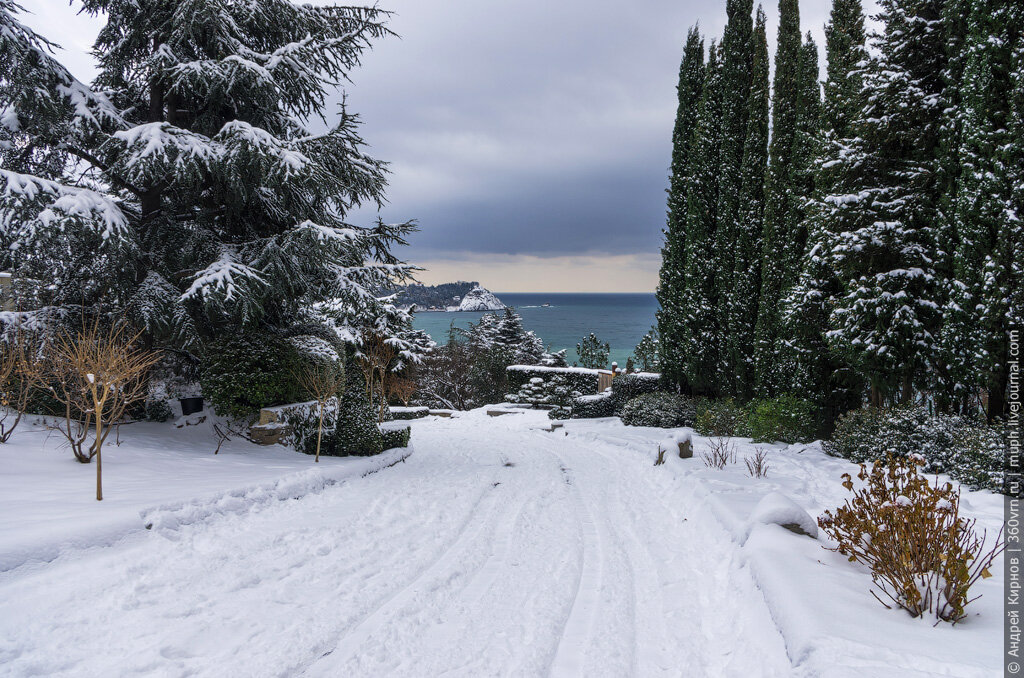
[393,281,506,312]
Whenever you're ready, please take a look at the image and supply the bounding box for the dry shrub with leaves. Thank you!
[745,448,770,478]
[701,436,736,470]
[818,455,1004,624]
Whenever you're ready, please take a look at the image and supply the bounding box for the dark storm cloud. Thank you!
[342,0,835,258]
[24,0,839,263]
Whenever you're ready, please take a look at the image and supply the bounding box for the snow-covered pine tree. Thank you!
[822,0,948,406]
[3,1,413,360]
[725,5,769,399]
[714,0,754,391]
[753,0,803,394]
[1009,1,1024,370]
[779,0,867,424]
[0,2,133,319]
[657,26,704,393]
[937,0,1019,419]
[680,41,723,395]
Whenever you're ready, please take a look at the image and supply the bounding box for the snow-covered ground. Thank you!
[0,410,1003,677]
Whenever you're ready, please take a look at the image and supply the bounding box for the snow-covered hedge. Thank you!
[610,372,662,414]
[620,392,697,428]
[389,406,430,420]
[825,405,1009,494]
[569,392,615,419]
[505,365,600,399]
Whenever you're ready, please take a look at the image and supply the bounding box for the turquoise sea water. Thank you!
[412,293,658,367]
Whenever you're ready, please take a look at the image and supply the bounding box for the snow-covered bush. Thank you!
[506,374,584,419]
[200,335,304,420]
[825,406,1008,494]
[381,425,411,451]
[610,372,662,414]
[506,366,599,401]
[576,333,610,369]
[745,395,817,443]
[331,386,384,457]
[570,392,615,419]
[818,456,1004,623]
[620,392,696,428]
[694,398,750,437]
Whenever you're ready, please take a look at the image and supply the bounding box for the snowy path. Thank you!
[0,415,792,677]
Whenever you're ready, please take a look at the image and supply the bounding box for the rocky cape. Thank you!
[393,282,505,312]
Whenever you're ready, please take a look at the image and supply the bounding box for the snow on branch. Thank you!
[181,248,267,303]
[0,169,129,241]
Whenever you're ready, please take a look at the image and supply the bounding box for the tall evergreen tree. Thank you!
[1,1,413,358]
[726,5,769,399]
[680,41,724,395]
[657,26,705,392]
[938,0,1019,419]
[753,0,803,392]
[781,0,868,425]
[820,0,948,405]
[714,0,754,387]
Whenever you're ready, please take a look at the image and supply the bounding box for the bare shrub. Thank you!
[0,329,46,442]
[357,333,397,422]
[745,448,770,478]
[701,436,736,470]
[48,322,161,500]
[818,456,1004,623]
[294,362,344,463]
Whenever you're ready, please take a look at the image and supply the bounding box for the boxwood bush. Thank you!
[825,405,1009,494]
[505,366,599,398]
[620,392,696,428]
[610,373,662,414]
[382,425,411,450]
[569,392,615,419]
[200,334,305,419]
[745,395,817,443]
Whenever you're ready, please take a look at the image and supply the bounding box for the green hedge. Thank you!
[200,334,305,419]
[610,373,662,414]
[505,366,600,399]
[745,395,817,443]
[382,425,412,450]
[620,392,696,428]
[825,405,1009,494]
[569,393,615,419]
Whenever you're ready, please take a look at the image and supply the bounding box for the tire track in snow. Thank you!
[545,441,608,678]
[301,478,504,677]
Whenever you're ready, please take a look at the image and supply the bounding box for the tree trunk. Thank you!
[95,412,103,501]
[315,403,325,463]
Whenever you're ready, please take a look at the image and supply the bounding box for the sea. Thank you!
[411,293,658,367]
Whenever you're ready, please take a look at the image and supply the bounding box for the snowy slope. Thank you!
[0,411,1003,677]
[0,417,409,573]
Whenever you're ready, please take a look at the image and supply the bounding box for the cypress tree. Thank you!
[680,41,724,395]
[938,0,1019,419]
[753,0,803,393]
[727,5,769,399]
[714,0,755,389]
[781,0,868,426]
[657,26,705,392]
[821,0,947,406]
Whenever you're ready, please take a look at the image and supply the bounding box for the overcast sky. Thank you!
[20,0,841,292]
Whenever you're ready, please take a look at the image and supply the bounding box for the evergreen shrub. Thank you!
[825,405,1009,494]
[611,373,662,414]
[200,335,304,419]
[694,398,749,437]
[505,366,599,398]
[620,392,696,428]
[382,425,411,450]
[332,387,384,457]
[569,392,615,419]
[745,395,817,443]
[507,374,584,418]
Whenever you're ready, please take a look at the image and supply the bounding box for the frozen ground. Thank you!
[0,409,1004,677]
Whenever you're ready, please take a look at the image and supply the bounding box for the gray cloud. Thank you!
[22,0,841,268]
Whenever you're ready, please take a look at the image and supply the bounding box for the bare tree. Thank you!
[49,322,161,500]
[294,362,344,463]
[357,333,396,422]
[0,329,46,442]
